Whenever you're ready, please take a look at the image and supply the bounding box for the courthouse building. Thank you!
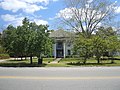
[49,30,74,58]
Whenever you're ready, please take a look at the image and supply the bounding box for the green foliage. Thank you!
[73,27,120,64]
[0,46,6,54]
[0,54,10,59]
[97,27,120,57]
[2,18,53,64]
[44,38,53,57]
[2,25,16,54]
[73,35,93,64]
[91,36,108,63]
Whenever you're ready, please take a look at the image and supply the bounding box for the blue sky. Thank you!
[0,0,64,31]
[0,0,120,31]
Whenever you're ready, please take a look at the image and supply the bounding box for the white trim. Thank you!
[54,43,56,58]
[63,42,66,58]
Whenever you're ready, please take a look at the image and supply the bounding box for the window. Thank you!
[67,43,71,47]
[57,42,63,49]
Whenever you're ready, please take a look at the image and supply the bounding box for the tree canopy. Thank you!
[59,0,117,38]
[73,26,120,64]
[2,18,52,64]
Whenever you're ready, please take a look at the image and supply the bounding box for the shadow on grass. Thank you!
[0,62,47,67]
[7,59,30,62]
[67,62,115,66]
[101,58,120,60]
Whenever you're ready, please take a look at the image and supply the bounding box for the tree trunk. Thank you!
[25,56,27,60]
[38,58,42,64]
[111,57,114,64]
[97,57,100,64]
[30,56,33,64]
[83,57,87,64]
[21,56,23,60]
[37,53,43,64]
[83,53,88,64]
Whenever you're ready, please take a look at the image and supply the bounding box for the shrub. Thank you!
[0,54,10,59]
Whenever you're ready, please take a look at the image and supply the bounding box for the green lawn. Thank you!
[0,58,54,67]
[0,57,120,67]
[60,58,120,67]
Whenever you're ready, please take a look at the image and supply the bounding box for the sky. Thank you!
[0,0,65,31]
[0,0,120,31]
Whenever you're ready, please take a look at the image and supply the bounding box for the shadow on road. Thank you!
[0,62,47,67]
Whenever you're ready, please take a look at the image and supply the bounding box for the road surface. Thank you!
[0,67,120,90]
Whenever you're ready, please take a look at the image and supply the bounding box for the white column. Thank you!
[54,43,56,58]
[63,42,66,58]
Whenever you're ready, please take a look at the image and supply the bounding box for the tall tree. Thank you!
[2,25,17,56]
[107,36,120,63]
[33,25,49,64]
[73,26,120,64]
[92,36,108,63]
[2,18,52,64]
[59,0,117,38]
[97,26,120,63]
[73,35,93,64]
[26,22,37,64]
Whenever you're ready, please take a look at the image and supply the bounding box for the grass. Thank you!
[60,58,120,67]
[43,58,55,63]
[0,57,120,67]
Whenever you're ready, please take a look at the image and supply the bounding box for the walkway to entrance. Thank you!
[50,58,62,63]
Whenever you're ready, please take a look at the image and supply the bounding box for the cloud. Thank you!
[23,4,47,14]
[87,0,93,3]
[49,8,73,20]
[55,2,119,21]
[1,14,48,27]
[1,14,24,27]
[55,8,86,20]
[20,0,58,5]
[1,14,16,21]
[115,7,120,13]
[33,19,48,25]
[20,0,49,5]
[0,0,57,14]
[0,0,26,12]
[56,8,74,19]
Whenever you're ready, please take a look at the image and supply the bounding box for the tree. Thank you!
[26,22,37,64]
[73,35,93,64]
[96,26,120,63]
[91,36,108,63]
[107,36,120,63]
[59,0,117,38]
[96,26,116,38]
[2,18,52,65]
[33,25,49,64]
[2,25,17,56]
[44,37,53,58]
[73,27,120,64]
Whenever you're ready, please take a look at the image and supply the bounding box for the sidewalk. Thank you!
[0,58,15,62]
[50,58,62,63]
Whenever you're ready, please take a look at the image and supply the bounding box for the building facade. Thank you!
[49,30,74,58]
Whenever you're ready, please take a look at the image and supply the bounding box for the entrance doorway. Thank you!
[56,50,63,58]
[56,42,64,58]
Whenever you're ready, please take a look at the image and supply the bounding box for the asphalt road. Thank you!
[0,67,120,90]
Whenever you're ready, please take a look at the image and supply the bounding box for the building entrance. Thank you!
[56,42,64,58]
[56,50,63,58]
